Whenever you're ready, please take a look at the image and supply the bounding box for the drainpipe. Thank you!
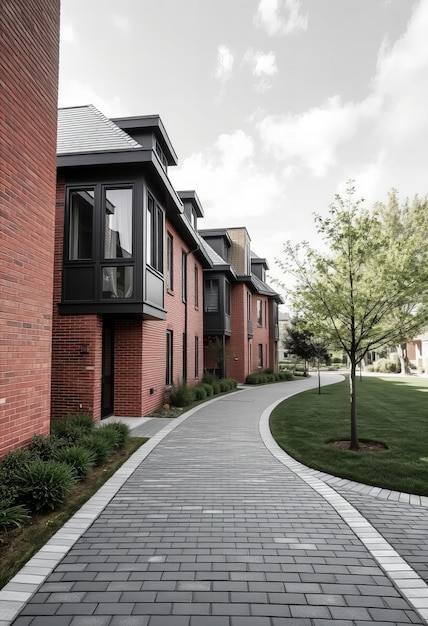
[183,246,199,382]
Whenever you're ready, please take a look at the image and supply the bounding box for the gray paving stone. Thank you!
[4,378,428,626]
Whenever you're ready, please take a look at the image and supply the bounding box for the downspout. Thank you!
[183,246,200,382]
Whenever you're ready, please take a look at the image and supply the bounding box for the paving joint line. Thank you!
[259,396,428,625]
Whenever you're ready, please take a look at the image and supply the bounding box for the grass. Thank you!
[270,375,428,496]
[0,437,147,589]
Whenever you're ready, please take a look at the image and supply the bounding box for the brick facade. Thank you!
[0,1,60,456]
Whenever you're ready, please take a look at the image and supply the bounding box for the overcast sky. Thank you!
[59,0,428,289]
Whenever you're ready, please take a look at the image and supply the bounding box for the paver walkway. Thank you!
[2,373,428,626]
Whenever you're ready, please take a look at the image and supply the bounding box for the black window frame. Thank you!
[166,232,174,291]
[166,329,173,386]
[147,191,164,274]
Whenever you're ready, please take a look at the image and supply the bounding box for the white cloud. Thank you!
[57,79,127,118]
[257,96,375,177]
[244,49,278,77]
[254,0,308,36]
[373,0,428,141]
[243,49,278,93]
[170,130,284,224]
[214,45,234,82]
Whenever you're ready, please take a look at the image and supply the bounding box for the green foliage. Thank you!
[201,383,214,397]
[51,412,95,443]
[168,381,194,407]
[54,446,96,479]
[276,182,428,448]
[29,434,64,460]
[80,433,112,465]
[224,378,238,389]
[0,448,36,495]
[201,371,216,386]
[99,422,130,447]
[193,385,207,401]
[0,504,30,532]
[372,358,401,373]
[15,460,76,513]
[212,381,221,394]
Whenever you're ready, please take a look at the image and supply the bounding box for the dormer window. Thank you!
[155,140,168,171]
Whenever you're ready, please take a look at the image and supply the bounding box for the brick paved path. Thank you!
[3,375,428,625]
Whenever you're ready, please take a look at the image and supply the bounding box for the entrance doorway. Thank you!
[101,319,114,418]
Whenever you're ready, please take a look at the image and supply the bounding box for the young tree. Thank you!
[276,183,428,450]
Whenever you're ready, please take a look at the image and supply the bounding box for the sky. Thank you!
[58,0,428,292]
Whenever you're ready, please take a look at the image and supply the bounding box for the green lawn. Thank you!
[270,376,428,495]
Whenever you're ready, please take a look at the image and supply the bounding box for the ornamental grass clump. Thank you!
[80,432,112,465]
[0,505,30,532]
[51,412,95,444]
[14,459,77,513]
[98,422,130,449]
[54,445,96,479]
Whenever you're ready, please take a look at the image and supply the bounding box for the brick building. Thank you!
[200,228,282,383]
[0,1,60,456]
[53,106,211,420]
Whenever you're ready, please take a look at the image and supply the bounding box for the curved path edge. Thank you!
[259,378,428,624]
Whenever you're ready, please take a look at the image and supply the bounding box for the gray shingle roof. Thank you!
[57,105,141,155]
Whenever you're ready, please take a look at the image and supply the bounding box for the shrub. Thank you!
[29,434,64,460]
[224,378,238,389]
[193,385,207,401]
[51,412,94,443]
[278,370,293,381]
[201,372,216,386]
[366,364,375,372]
[212,381,221,394]
[168,381,193,407]
[80,432,112,465]
[219,379,230,392]
[15,460,76,513]
[374,358,400,373]
[0,448,35,489]
[0,504,30,532]
[54,446,96,479]
[201,383,214,397]
[99,422,130,447]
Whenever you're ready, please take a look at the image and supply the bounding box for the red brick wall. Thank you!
[165,223,204,388]
[51,176,103,420]
[252,295,270,371]
[0,1,60,455]
[227,284,250,382]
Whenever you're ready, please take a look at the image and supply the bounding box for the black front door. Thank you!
[101,320,114,418]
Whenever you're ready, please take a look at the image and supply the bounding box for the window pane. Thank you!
[167,233,173,290]
[104,188,133,259]
[204,279,219,312]
[69,190,94,260]
[166,330,173,385]
[102,266,134,299]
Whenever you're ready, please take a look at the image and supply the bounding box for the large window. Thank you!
[166,233,173,291]
[204,279,219,312]
[69,190,94,260]
[166,330,173,385]
[147,193,164,272]
[104,188,133,259]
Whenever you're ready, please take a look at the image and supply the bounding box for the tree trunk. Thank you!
[349,358,359,450]
[396,343,410,375]
[317,357,321,394]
